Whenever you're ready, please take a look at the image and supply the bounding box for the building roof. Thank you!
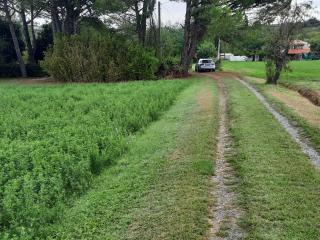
[288,48,311,55]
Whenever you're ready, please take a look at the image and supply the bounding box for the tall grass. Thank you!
[0,80,190,239]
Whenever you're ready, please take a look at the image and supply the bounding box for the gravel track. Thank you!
[209,76,243,240]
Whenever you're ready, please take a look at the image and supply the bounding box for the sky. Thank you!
[158,0,320,25]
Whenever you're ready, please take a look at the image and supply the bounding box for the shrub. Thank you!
[196,41,216,59]
[156,57,181,78]
[42,33,159,82]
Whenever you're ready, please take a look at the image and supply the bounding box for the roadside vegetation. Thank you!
[246,77,320,153]
[0,80,190,239]
[225,78,320,239]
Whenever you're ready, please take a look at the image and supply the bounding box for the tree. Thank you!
[264,2,311,84]
[0,0,27,77]
[179,0,283,76]
[13,0,44,63]
[34,23,53,61]
[0,16,25,63]
[196,40,216,58]
[97,0,156,45]
[180,0,213,75]
[42,0,95,35]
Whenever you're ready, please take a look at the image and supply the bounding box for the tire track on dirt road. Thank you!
[237,77,320,168]
[206,73,243,240]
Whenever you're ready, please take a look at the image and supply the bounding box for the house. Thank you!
[220,53,248,62]
[288,40,311,60]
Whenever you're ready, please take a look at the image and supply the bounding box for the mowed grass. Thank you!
[222,61,320,90]
[246,78,320,153]
[225,78,320,239]
[0,80,191,239]
[46,78,219,239]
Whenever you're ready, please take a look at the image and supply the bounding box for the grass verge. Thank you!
[46,78,219,239]
[247,79,320,153]
[224,78,320,239]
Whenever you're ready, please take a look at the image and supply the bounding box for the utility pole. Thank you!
[217,37,221,61]
[158,1,162,59]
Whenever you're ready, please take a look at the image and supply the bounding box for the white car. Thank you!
[195,59,216,72]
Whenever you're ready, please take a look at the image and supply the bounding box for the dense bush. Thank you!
[0,64,47,78]
[156,57,181,78]
[0,80,190,239]
[196,41,216,59]
[42,33,159,82]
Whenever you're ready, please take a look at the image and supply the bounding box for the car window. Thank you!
[202,60,213,63]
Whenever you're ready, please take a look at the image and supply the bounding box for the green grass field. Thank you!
[223,60,320,90]
[0,80,192,239]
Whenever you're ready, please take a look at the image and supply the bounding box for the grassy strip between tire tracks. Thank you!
[224,78,320,239]
[46,78,219,240]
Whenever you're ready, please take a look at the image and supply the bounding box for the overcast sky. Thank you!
[159,0,320,25]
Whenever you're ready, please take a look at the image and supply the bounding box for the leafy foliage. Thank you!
[0,17,25,64]
[34,24,54,62]
[196,40,216,59]
[42,32,159,82]
[0,80,190,239]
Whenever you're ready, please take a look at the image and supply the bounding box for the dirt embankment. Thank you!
[266,88,320,127]
[243,75,320,107]
[280,83,320,107]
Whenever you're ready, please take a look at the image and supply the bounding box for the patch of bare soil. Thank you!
[206,73,243,240]
[7,77,58,85]
[266,87,320,127]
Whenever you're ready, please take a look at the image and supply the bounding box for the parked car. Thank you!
[195,59,216,72]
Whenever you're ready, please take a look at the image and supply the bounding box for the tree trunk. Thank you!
[181,0,192,76]
[181,0,204,76]
[20,4,35,64]
[135,1,147,45]
[51,4,62,35]
[266,59,282,84]
[3,0,27,77]
[140,1,148,45]
[134,0,155,45]
[30,2,37,54]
